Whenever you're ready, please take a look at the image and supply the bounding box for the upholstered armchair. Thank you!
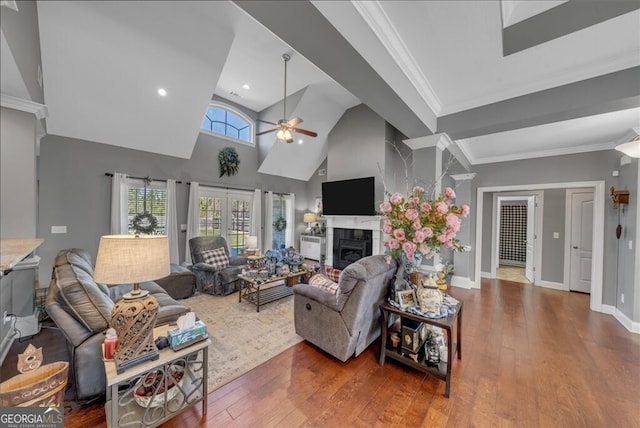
[189,236,247,296]
[292,255,398,362]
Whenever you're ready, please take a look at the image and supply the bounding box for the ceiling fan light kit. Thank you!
[257,53,318,144]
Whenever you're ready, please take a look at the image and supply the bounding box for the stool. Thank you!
[155,264,196,299]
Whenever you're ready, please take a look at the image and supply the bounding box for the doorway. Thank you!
[197,188,253,256]
[492,192,543,284]
[476,181,605,313]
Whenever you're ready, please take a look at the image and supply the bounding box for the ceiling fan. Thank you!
[257,54,318,144]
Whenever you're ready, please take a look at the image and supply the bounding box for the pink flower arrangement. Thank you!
[380,185,470,261]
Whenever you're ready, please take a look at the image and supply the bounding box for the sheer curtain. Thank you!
[184,182,200,265]
[285,192,295,248]
[251,189,262,251]
[264,191,273,253]
[166,179,179,264]
[110,172,128,234]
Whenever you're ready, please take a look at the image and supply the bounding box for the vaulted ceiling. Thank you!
[3,1,639,180]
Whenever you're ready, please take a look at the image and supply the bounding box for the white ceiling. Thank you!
[3,1,639,180]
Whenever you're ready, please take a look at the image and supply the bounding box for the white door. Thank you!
[198,189,253,256]
[525,196,536,283]
[569,192,594,293]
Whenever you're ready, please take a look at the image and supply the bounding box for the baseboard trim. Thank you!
[602,304,640,334]
[535,280,566,291]
[480,271,492,278]
[451,275,473,289]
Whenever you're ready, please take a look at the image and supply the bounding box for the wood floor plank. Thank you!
[13,278,638,428]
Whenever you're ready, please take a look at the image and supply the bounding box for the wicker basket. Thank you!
[0,344,69,407]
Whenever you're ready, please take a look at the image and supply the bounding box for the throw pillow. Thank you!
[324,267,342,282]
[201,247,229,269]
[308,274,339,295]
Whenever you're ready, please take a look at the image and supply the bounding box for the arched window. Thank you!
[200,103,254,146]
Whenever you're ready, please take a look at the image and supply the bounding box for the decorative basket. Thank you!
[0,344,68,407]
[134,365,184,408]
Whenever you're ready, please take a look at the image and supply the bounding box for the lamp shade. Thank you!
[303,213,317,223]
[94,235,169,285]
[245,235,258,249]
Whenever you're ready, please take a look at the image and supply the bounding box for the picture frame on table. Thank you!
[397,289,417,309]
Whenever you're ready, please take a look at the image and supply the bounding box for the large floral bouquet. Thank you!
[380,186,470,262]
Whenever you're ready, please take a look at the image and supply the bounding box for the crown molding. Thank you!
[441,48,640,115]
[0,94,48,120]
[450,173,477,181]
[471,141,616,165]
[352,1,443,115]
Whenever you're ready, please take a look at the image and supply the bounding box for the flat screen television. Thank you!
[321,177,376,216]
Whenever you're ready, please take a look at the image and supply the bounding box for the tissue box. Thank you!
[167,320,208,350]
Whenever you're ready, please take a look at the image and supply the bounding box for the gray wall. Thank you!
[541,189,566,283]
[616,157,638,319]
[327,104,386,203]
[1,107,37,238]
[37,131,308,286]
[471,149,630,313]
[1,1,44,104]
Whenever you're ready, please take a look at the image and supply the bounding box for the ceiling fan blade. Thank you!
[258,119,279,126]
[287,117,303,127]
[256,128,278,136]
[291,127,318,138]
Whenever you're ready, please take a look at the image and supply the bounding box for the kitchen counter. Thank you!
[0,238,44,273]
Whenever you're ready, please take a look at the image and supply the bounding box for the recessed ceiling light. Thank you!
[298,139,304,144]
[242,84,250,90]
[157,88,167,96]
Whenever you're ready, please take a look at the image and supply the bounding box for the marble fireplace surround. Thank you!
[324,215,384,267]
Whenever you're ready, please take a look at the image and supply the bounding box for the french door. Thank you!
[199,188,252,256]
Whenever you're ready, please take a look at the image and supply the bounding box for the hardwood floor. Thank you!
[36,279,640,426]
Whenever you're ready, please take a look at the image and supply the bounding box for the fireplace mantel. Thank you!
[324,215,383,267]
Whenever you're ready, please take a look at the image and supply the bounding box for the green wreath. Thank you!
[219,147,240,177]
[132,212,158,234]
[273,216,287,232]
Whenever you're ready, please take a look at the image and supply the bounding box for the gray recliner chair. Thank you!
[292,255,398,362]
[45,248,190,400]
[189,236,247,296]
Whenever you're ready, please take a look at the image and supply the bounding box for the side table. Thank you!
[104,324,210,427]
[379,300,462,397]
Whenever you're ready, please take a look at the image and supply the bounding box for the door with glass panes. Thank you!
[198,189,252,256]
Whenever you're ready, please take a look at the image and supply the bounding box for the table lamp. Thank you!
[303,212,317,234]
[245,235,258,255]
[94,234,169,374]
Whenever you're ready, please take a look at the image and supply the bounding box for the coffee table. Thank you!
[238,271,306,312]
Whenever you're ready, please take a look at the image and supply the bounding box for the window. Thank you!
[127,179,167,235]
[200,103,254,145]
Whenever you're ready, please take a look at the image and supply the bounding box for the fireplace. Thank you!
[324,215,384,268]
[332,228,373,269]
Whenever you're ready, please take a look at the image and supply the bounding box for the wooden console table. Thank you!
[379,300,462,397]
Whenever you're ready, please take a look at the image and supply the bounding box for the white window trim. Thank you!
[200,102,255,147]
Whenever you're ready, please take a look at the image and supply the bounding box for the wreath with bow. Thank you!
[131,177,158,235]
[273,216,287,232]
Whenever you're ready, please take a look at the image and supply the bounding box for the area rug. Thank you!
[182,291,302,392]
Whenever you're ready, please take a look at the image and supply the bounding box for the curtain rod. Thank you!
[264,191,288,196]
[104,173,181,184]
[186,182,257,192]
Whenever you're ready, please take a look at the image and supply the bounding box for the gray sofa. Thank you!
[292,255,398,362]
[45,248,190,400]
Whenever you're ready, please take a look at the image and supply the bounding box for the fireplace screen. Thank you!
[333,228,372,269]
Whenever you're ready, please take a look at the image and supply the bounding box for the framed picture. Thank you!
[397,289,417,309]
[315,196,323,217]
